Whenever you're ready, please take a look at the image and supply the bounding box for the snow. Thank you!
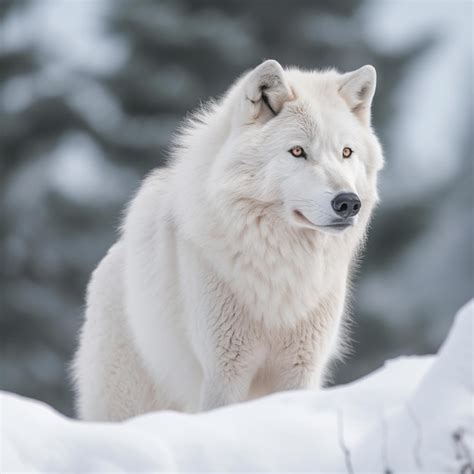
[1,300,473,472]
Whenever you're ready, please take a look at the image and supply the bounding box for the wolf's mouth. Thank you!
[293,210,353,232]
[321,222,352,229]
[317,221,353,233]
[293,210,316,227]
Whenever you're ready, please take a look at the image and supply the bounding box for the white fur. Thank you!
[72,60,384,421]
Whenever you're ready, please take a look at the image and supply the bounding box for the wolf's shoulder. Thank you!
[142,166,171,191]
[122,166,173,234]
[131,166,176,206]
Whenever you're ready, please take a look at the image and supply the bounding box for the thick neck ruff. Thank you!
[197,196,356,329]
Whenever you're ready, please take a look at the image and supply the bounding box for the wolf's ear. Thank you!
[338,65,376,126]
[239,60,293,124]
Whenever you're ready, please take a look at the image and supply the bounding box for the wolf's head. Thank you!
[208,60,384,236]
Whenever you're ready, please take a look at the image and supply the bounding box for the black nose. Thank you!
[331,193,361,218]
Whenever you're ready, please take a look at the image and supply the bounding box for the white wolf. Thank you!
[72,60,383,421]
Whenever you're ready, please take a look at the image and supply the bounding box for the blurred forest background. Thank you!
[1,0,472,416]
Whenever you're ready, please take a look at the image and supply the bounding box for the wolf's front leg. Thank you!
[200,366,253,411]
[271,322,327,393]
[184,259,262,411]
[199,326,260,411]
[273,358,322,392]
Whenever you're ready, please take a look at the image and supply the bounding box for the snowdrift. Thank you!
[1,300,473,473]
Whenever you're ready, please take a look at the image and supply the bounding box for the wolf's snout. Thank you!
[331,193,361,218]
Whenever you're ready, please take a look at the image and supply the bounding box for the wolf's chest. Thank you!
[229,248,341,327]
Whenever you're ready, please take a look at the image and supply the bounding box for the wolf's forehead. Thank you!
[281,69,348,136]
[282,102,318,138]
[283,98,344,142]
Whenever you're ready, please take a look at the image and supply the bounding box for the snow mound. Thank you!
[1,300,473,472]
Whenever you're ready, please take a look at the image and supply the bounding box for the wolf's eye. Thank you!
[342,147,353,159]
[289,146,306,159]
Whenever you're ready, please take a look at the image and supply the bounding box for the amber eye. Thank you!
[289,146,307,159]
[342,147,353,159]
